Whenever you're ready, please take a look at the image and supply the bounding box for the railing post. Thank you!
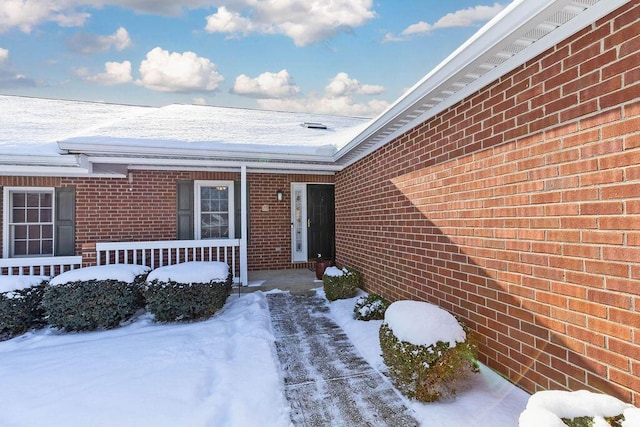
[240,165,249,287]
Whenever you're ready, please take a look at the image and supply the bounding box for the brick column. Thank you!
[81,242,97,267]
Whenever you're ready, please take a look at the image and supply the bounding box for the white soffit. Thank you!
[334,0,631,168]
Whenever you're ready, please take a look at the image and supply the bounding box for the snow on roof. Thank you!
[0,95,370,165]
[0,95,150,157]
[62,104,370,154]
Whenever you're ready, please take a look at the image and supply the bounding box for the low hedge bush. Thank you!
[42,277,146,331]
[353,293,389,321]
[143,262,232,322]
[380,301,479,402]
[0,277,49,338]
[144,274,232,322]
[323,266,362,301]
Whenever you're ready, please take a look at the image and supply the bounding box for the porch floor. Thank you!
[239,268,322,296]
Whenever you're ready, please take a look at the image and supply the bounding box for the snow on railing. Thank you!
[0,256,83,277]
[95,239,241,282]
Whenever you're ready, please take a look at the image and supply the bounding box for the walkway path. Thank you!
[267,292,419,427]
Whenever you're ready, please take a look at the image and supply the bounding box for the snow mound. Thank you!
[519,390,637,427]
[50,265,151,286]
[324,266,345,277]
[0,275,49,296]
[383,300,466,347]
[146,261,229,284]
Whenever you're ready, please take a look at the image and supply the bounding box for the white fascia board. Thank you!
[0,153,80,167]
[0,165,91,177]
[334,0,631,167]
[59,141,336,164]
[91,156,342,172]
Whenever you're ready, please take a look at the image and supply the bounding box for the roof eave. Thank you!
[334,0,631,168]
[59,140,337,164]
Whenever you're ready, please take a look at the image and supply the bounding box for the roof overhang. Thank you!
[333,0,631,168]
[1,0,628,177]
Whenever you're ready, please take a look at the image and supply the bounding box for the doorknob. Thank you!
[307,218,311,228]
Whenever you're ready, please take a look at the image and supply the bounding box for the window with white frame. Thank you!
[194,181,234,239]
[3,188,54,257]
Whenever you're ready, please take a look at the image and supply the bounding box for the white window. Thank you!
[194,181,234,239]
[3,187,54,257]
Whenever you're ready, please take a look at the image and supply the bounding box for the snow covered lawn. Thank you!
[0,288,530,426]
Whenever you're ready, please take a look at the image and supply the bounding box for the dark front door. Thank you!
[307,184,335,260]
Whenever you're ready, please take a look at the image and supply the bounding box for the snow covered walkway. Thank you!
[267,292,419,426]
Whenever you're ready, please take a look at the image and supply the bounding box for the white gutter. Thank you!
[58,141,336,164]
[88,156,342,172]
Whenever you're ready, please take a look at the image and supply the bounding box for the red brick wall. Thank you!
[335,2,640,404]
[1,171,331,271]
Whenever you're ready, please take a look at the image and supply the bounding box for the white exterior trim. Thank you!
[2,186,55,259]
[194,180,235,240]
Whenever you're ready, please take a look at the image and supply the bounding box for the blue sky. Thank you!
[0,1,508,117]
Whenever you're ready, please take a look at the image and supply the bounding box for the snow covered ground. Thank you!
[0,287,530,426]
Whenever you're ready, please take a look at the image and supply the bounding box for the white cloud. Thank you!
[205,0,376,46]
[402,3,505,36]
[86,60,133,86]
[0,0,89,33]
[253,71,387,117]
[231,70,300,98]
[137,47,224,93]
[192,97,207,105]
[68,27,132,54]
[0,48,8,66]
[381,32,407,44]
[0,0,218,34]
[0,47,37,88]
[205,6,254,36]
[325,72,383,97]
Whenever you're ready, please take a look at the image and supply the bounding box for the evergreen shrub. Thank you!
[379,319,479,402]
[42,276,146,331]
[353,293,389,321]
[0,279,48,338]
[144,273,232,322]
[323,266,362,301]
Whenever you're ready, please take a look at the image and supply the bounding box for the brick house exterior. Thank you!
[1,0,638,406]
[335,0,640,404]
[0,172,333,272]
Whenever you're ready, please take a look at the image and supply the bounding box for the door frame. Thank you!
[290,182,335,263]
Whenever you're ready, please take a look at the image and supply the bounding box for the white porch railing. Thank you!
[95,239,243,284]
[0,256,83,277]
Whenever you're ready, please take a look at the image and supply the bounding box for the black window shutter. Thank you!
[234,180,249,241]
[55,187,75,256]
[176,180,194,240]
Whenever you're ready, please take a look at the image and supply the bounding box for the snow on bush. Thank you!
[0,276,49,338]
[50,264,151,286]
[144,261,232,322]
[519,390,640,427]
[146,261,229,283]
[353,293,389,321]
[380,300,479,402]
